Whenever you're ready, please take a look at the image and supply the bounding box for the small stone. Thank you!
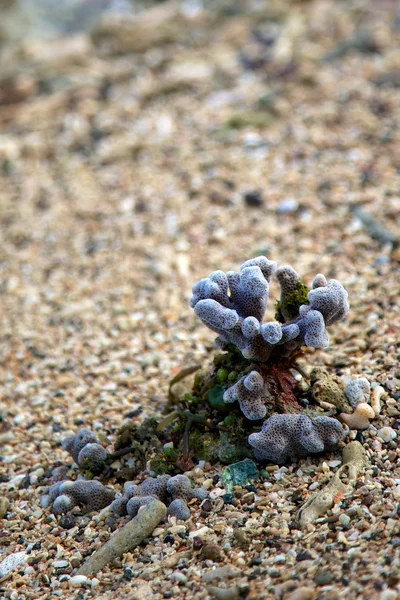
[377,427,397,443]
[243,190,263,207]
[315,570,333,585]
[70,575,88,587]
[208,585,240,600]
[58,514,76,530]
[0,552,28,578]
[276,197,298,213]
[286,588,316,600]
[54,560,69,569]
[221,459,259,494]
[0,497,10,519]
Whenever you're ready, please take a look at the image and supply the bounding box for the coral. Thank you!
[223,370,271,420]
[78,443,108,474]
[344,378,370,407]
[167,499,191,521]
[126,496,155,518]
[310,367,352,413]
[110,474,206,521]
[166,475,207,502]
[62,429,99,463]
[49,479,115,514]
[248,414,345,464]
[190,256,349,420]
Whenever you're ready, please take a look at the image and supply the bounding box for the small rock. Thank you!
[70,574,88,587]
[286,587,316,600]
[221,459,259,494]
[315,570,333,585]
[0,552,28,578]
[243,190,263,207]
[208,585,240,600]
[0,496,10,519]
[276,197,298,213]
[54,560,69,569]
[58,514,76,530]
[377,427,397,443]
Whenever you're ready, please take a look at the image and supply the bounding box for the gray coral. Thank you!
[62,429,98,463]
[167,499,191,521]
[166,475,207,502]
[49,479,115,514]
[223,370,270,420]
[62,429,109,474]
[110,474,206,521]
[190,257,349,363]
[344,378,370,407]
[248,414,345,464]
[190,256,349,421]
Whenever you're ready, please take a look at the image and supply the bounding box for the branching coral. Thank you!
[191,256,349,421]
[190,255,350,464]
[248,414,346,464]
[191,257,349,367]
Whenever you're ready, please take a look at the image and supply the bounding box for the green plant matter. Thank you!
[275,280,309,323]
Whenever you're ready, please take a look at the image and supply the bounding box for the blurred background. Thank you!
[0,0,399,428]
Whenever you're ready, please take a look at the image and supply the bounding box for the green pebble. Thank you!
[228,371,238,382]
[221,459,259,494]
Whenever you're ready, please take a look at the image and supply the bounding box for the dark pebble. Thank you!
[123,567,133,581]
[244,190,264,207]
[222,493,233,504]
[296,551,313,562]
[249,557,262,566]
[192,537,203,551]
[58,514,76,530]
[391,538,400,547]
[164,535,174,545]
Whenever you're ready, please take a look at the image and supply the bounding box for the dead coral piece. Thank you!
[371,385,386,416]
[310,367,352,413]
[297,441,367,528]
[344,378,371,407]
[339,402,375,430]
[78,499,167,576]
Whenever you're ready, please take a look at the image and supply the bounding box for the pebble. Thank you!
[314,570,334,585]
[0,552,28,578]
[70,575,88,587]
[53,560,70,569]
[0,497,10,519]
[208,585,240,600]
[377,427,397,443]
[286,588,316,600]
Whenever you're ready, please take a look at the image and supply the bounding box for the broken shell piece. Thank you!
[339,403,375,430]
[371,385,386,417]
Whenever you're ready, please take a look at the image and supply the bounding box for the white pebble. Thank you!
[70,575,88,587]
[377,427,397,443]
[0,552,28,578]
